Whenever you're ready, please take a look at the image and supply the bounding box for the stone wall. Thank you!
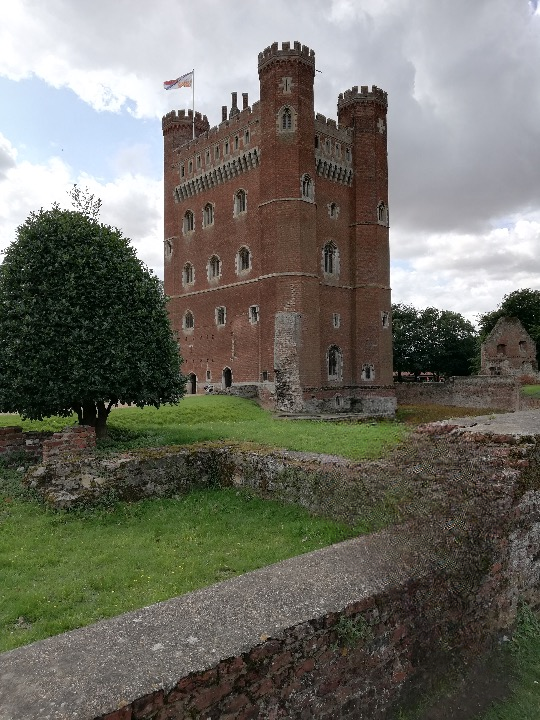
[395,376,520,411]
[3,419,540,719]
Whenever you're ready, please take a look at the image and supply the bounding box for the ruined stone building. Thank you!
[162,41,395,414]
[480,317,538,380]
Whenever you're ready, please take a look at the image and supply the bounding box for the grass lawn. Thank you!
[521,384,540,398]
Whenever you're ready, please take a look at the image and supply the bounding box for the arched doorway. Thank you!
[188,373,197,394]
[222,367,232,389]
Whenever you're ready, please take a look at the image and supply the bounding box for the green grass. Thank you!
[521,384,540,398]
[0,458,360,652]
[0,395,407,461]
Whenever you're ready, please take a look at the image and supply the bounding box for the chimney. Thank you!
[229,92,239,118]
[242,92,249,110]
[222,105,227,122]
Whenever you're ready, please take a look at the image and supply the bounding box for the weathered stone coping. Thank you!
[0,528,420,720]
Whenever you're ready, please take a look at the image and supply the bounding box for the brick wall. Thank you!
[2,426,540,719]
[0,425,95,462]
[395,376,520,411]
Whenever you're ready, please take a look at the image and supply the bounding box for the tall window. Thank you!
[301,174,314,201]
[183,310,194,331]
[249,305,259,324]
[281,107,292,130]
[377,201,388,226]
[208,255,221,280]
[216,306,226,326]
[238,246,251,273]
[328,345,343,380]
[183,210,194,233]
[323,242,338,275]
[182,262,194,286]
[203,203,214,227]
[235,189,247,215]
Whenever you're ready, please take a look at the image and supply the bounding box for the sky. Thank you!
[1,0,539,326]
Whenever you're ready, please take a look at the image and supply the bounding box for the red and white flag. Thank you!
[163,71,193,90]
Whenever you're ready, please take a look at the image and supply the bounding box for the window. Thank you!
[323,242,338,275]
[238,246,251,272]
[519,341,526,353]
[346,148,351,163]
[362,363,375,381]
[328,345,343,380]
[208,255,221,280]
[325,138,330,153]
[335,143,341,158]
[196,154,201,169]
[234,135,239,151]
[182,262,194,286]
[497,344,506,356]
[315,135,319,149]
[281,107,292,130]
[235,189,247,215]
[215,145,220,160]
[382,311,390,328]
[183,310,194,331]
[335,394,343,409]
[261,370,268,382]
[180,164,185,178]
[301,174,314,201]
[203,203,214,227]
[333,313,341,329]
[164,239,172,259]
[188,160,193,174]
[205,149,210,164]
[244,129,250,144]
[249,305,259,324]
[206,369,211,381]
[216,306,226,326]
[183,210,194,234]
[377,201,388,226]
[329,202,338,218]
[225,139,229,155]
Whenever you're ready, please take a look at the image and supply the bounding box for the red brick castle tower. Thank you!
[162,41,395,415]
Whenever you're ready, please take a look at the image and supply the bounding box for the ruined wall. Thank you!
[0,425,95,462]
[3,425,540,720]
[481,316,539,378]
[395,376,520,411]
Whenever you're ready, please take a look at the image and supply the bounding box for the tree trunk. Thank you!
[76,400,109,439]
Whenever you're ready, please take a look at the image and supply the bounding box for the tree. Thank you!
[392,304,478,380]
[478,289,540,363]
[0,199,185,436]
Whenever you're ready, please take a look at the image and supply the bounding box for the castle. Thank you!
[162,41,395,415]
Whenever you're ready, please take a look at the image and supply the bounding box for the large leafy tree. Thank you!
[0,194,184,436]
[478,289,540,364]
[392,304,477,380]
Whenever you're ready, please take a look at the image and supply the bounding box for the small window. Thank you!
[281,107,292,131]
[519,341,526,353]
[333,313,341,329]
[183,262,194,286]
[205,149,210,164]
[382,311,390,328]
[244,129,250,144]
[235,189,247,215]
[225,139,229,155]
[196,154,201,169]
[180,164,185,178]
[314,135,319,149]
[346,148,351,163]
[249,305,259,324]
[215,145,220,160]
[216,306,226,326]
[325,138,330,153]
[362,363,375,381]
[238,246,251,272]
[335,394,343,408]
[329,202,338,218]
[335,143,341,158]
[234,135,239,151]
[183,310,194,331]
[377,201,388,226]
[261,370,268,382]
[497,344,506,356]
[206,369,211,381]
[183,210,194,234]
[203,203,214,227]
[208,255,221,280]
[328,345,342,380]
[301,174,314,201]
[188,160,193,174]
[324,242,338,275]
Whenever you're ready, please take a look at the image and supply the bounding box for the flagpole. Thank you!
[192,68,195,139]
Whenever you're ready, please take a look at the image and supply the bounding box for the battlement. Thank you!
[162,109,210,135]
[314,113,353,143]
[258,41,315,71]
[337,85,388,109]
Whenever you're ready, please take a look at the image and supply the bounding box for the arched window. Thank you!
[329,202,338,218]
[328,345,343,380]
[183,310,194,331]
[203,203,214,227]
[281,107,292,130]
[323,242,338,275]
[182,262,194,286]
[362,363,375,381]
[301,174,314,201]
[377,201,388,226]
[215,306,226,326]
[237,246,251,273]
[234,189,247,215]
[208,255,221,280]
[183,210,194,233]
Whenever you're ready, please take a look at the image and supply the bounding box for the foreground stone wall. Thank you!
[395,376,520,411]
[2,415,540,719]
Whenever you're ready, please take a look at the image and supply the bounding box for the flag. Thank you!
[163,71,193,91]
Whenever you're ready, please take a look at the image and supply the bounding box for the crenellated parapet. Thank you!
[162,109,210,137]
[314,114,353,143]
[337,85,388,110]
[258,41,315,72]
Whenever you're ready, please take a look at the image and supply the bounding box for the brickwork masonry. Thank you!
[2,419,539,719]
[0,425,96,462]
